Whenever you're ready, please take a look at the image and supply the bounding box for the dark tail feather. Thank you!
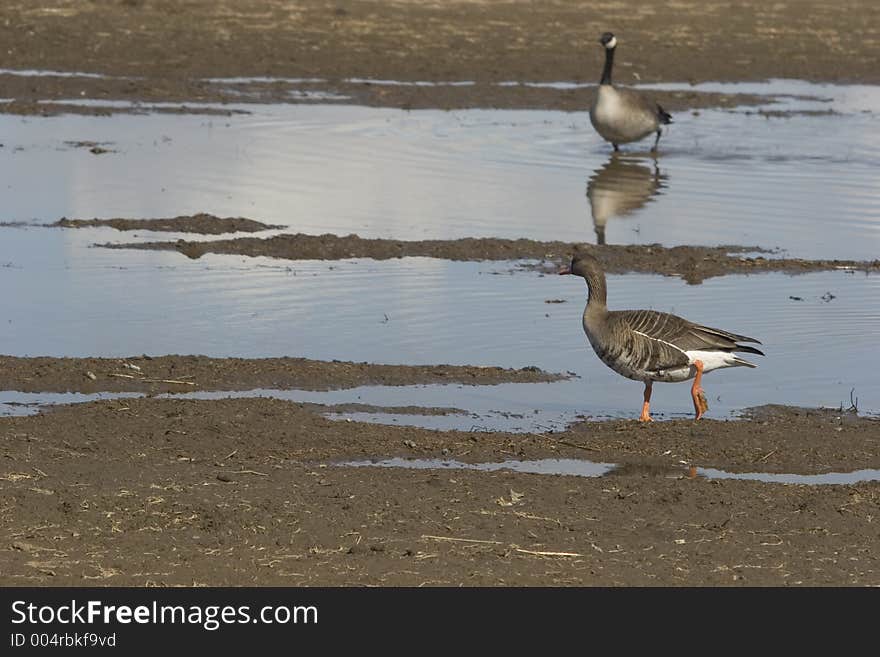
[734,344,765,357]
[657,104,672,124]
[696,324,762,345]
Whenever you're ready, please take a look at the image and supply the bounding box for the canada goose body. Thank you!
[560,253,764,420]
[589,33,672,151]
[591,86,664,145]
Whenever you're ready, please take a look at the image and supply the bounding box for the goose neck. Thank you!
[600,46,615,85]
[585,272,608,312]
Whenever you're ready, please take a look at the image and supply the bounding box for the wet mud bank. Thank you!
[0,73,772,116]
[53,214,280,235]
[0,355,566,395]
[1,1,879,114]
[1,396,877,585]
[102,232,880,284]
[2,2,879,90]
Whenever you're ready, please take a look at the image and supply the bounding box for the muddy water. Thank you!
[1,80,878,421]
[337,456,880,486]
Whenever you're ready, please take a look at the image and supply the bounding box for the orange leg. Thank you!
[691,360,709,420]
[639,381,653,422]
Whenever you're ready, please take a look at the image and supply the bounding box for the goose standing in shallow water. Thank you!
[589,32,672,152]
[559,254,763,421]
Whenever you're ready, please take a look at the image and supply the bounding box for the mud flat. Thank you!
[101,232,880,285]
[2,1,878,588]
[1,395,877,586]
[53,214,281,235]
[0,1,878,115]
[0,355,565,395]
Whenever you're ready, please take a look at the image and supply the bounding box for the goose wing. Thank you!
[604,310,690,373]
[608,309,764,371]
[614,88,673,124]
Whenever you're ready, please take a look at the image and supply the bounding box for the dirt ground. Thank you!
[52,215,282,235]
[2,394,878,586]
[0,355,565,395]
[1,2,879,586]
[1,0,879,113]
[96,225,880,285]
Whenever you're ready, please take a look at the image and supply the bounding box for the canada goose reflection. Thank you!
[586,155,667,244]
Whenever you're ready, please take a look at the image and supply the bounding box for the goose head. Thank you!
[559,253,608,306]
[599,32,617,50]
[558,253,604,279]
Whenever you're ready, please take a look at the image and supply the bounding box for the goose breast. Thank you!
[590,86,658,144]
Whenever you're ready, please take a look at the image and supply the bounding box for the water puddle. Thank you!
[338,457,880,486]
[174,385,583,432]
[0,68,120,80]
[342,457,616,477]
[1,78,878,420]
[637,79,880,114]
[0,384,586,432]
[1,82,878,259]
[0,248,877,417]
[0,391,143,416]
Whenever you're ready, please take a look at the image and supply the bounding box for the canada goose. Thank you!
[559,253,763,421]
[587,155,666,244]
[589,32,672,152]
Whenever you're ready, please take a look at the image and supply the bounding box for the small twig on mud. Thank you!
[514,548,583,558]
[758,448,777,463]
[555,439,599,452]
[222,449,239,461]
[107,373,196,385]
[421,535,503,545]
[230,469,269,477]
[512,511,564,525]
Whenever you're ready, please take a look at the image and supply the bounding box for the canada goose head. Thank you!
[599,32,617,50]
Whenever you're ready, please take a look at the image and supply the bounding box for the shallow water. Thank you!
[0,391,143,417]
[337,457,880,486]
[1,258,877,419]
[1,80,879,258]
[1,79,878,421]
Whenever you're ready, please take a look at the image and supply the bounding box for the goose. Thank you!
[559,253,763,421]
[587,155,666,244]
[589,32,672,152]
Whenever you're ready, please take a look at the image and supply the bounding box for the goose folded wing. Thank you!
[607,311,691,371]
[621,309,763,355]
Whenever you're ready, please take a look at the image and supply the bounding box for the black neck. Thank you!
[600,47,615,85]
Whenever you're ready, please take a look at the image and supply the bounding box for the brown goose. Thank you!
[559,254,763,421]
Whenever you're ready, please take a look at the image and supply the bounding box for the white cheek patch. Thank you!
[606,36,617,49]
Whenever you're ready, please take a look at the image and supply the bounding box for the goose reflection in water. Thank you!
[586,155,667,244]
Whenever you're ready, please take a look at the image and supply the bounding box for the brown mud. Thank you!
[0,67,774,115]
[0,355,565,395]
[2,2,878,587]
[102,231,880,285]
[1,396,878,586]
[1,1,879,114]
[54,214,281,235]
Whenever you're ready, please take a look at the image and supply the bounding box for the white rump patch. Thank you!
[685,350,745,373]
